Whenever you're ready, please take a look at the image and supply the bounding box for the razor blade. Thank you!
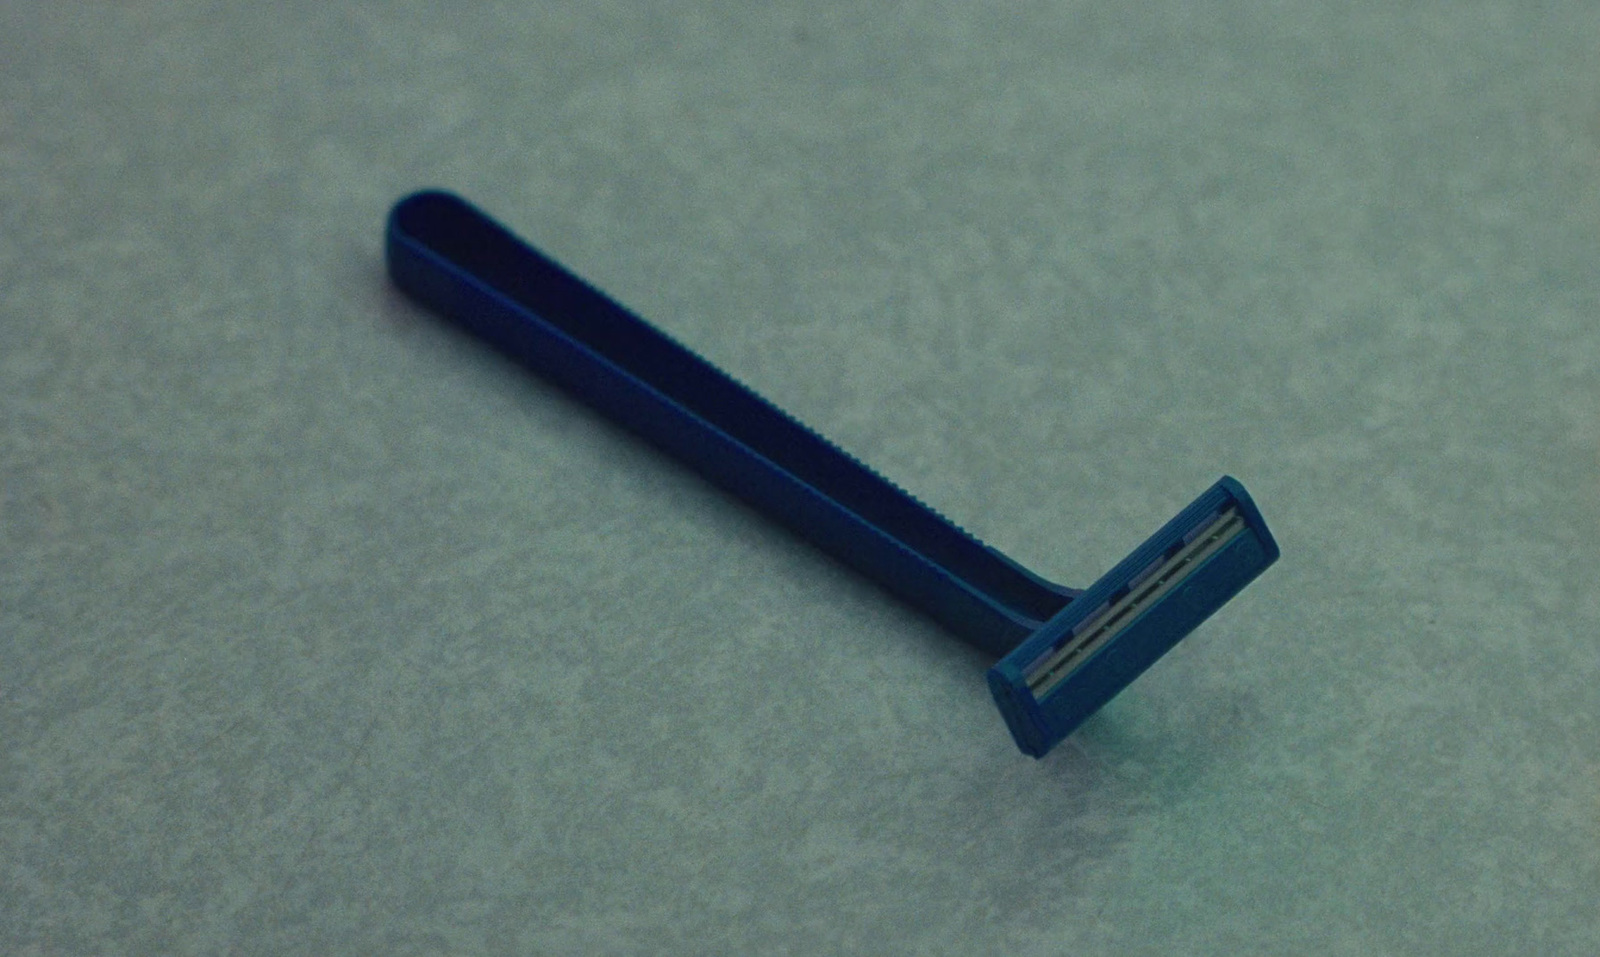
[384,190,1279,759]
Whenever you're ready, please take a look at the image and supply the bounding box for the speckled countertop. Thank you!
[3,2,1599,953]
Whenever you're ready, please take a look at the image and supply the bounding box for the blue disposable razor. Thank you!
[385,190,1279,758]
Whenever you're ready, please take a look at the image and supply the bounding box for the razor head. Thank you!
[986,476,1278,758]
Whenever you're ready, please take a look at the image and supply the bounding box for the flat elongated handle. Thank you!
[385,190,1072,656]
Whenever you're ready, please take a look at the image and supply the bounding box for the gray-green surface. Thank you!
[4,2,1599,953]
